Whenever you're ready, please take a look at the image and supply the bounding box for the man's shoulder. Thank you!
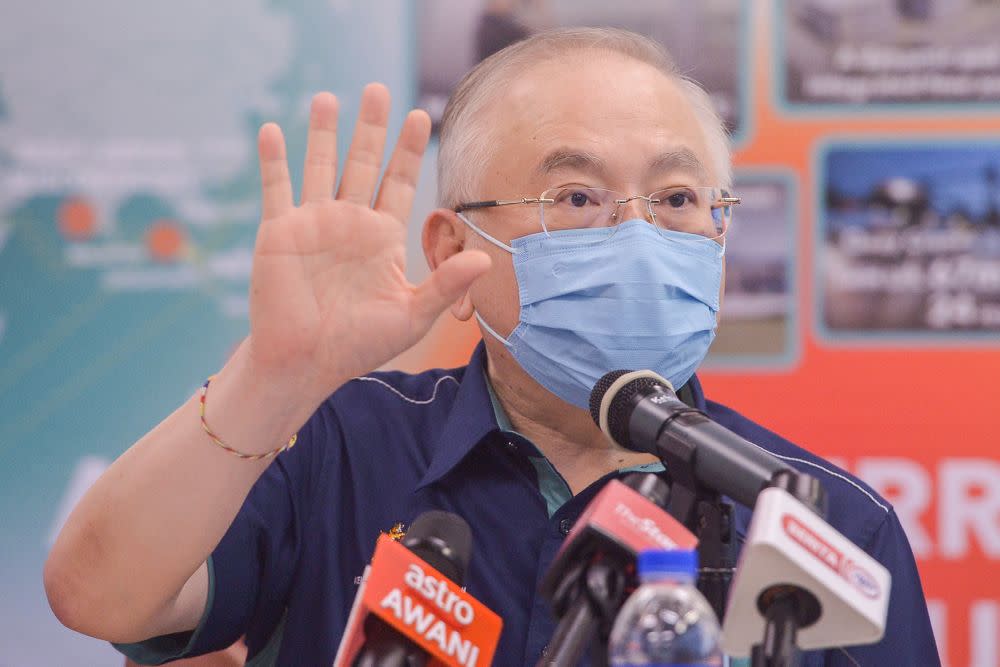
[283,363,474,498]
[310,362,473,461]
[325,363,469,413]
[704,398,891,547]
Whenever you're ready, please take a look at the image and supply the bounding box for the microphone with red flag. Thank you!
[536,473,698,667]
[333,510,503,667]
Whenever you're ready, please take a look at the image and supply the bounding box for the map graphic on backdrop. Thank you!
[0,2,296,320]
[817,140,1000,337]
[0,2,410,664]
[781,0,1000,107]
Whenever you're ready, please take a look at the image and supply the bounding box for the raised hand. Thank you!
[246,85,490,396]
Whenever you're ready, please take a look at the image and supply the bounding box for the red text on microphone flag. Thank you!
[782,514,882,599]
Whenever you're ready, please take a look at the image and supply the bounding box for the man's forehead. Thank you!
[462,51,717,191]
[535,146,710,182]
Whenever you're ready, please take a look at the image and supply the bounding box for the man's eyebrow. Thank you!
[534,147,711,182]
[535,149,606,177]
[648,148,710,181]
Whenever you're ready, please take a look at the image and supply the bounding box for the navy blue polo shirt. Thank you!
[116,343,938,666]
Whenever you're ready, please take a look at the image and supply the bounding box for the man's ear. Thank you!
[422,208,475,321]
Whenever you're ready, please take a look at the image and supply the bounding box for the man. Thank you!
[45,28,937,665]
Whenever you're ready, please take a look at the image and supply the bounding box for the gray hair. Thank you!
[437,26,732,208]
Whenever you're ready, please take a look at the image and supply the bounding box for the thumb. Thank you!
[411,250,492,331]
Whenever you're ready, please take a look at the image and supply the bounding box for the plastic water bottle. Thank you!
[608,549,723,666]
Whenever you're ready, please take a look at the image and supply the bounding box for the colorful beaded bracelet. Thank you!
[199,376,297,461]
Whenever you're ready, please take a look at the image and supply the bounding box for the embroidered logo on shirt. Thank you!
[385,521,407,542]
[355,522,409,585]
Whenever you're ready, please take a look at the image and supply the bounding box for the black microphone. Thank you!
[537,473,696,667]
[352,510,473,667]
[589,370,797,510]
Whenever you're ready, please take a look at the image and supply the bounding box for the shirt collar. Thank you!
[416,342,500,490]
[415,340,708,490]
[484,369,517,434]
[678,372,708,411]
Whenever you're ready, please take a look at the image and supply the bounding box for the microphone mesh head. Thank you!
[605,374,673,449]
[589,370,634,425]
[402,510,473,584]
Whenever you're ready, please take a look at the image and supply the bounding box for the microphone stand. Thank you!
[650,410,739,624]
[655,423,827,667]
[747,472,825,667]
[749,585,820,667]
[538,556,629,667]
[593,373,837,665]
[537,474,670,667]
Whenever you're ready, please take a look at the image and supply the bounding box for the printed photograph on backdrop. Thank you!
[818,142,1000,336]
[417,0,746,140]
[705,171,797,367]
[780,0,1000,107]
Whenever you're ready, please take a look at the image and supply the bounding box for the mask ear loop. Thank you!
[715,204,730,257]
[454,211,518,347]
[474,311,514,348]
[456,211,517,254]
[697,200,729,257]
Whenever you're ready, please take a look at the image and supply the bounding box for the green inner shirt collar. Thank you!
[484,375,664,517]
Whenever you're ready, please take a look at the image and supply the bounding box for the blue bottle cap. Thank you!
[638,549,699,576]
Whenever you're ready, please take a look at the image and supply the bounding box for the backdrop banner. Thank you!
[1,2,996,665]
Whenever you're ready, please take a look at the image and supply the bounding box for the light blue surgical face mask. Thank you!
[458,214,724,409]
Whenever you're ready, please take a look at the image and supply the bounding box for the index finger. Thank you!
[373,109,432,224]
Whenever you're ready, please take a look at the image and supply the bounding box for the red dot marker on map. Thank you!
[145,219,187,262]
[57,197,98,241]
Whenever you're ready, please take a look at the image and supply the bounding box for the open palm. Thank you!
[246,85,490,394]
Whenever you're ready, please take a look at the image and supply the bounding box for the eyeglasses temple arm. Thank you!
[454,197,552,213]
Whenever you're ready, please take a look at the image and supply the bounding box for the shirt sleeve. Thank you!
[824,508,941,666]
[112,556,219,665]
[111,401,341,663]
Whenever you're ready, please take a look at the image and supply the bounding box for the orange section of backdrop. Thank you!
[395,4,999,666]
[715,7,1000,667]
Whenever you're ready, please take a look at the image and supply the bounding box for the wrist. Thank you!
[239,336,351,405]
[203,341,337,457]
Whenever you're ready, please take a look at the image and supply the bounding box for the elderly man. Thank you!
[45,28,936,666]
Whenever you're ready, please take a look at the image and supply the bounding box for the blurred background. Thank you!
[1,1,998,664]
